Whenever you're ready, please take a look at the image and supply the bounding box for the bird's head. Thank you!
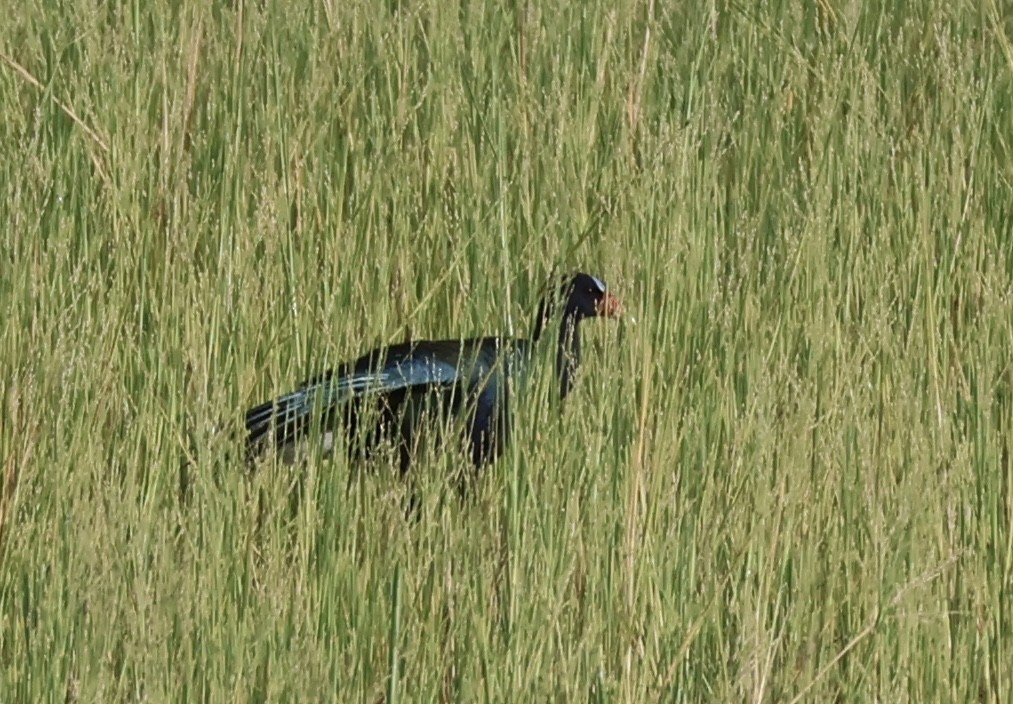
[561,272,623,320]
[533,272,622,340]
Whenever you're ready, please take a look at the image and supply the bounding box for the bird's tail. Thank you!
[243,366,410,458]
[244,371,339,457]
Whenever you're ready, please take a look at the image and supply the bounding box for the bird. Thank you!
[243,272,622,474]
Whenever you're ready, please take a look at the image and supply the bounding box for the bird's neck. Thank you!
[555,312,582,399]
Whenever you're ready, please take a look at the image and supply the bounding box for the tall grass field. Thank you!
[2,0,1012,701]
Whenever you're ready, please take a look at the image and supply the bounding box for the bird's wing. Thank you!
[245,340,496,451]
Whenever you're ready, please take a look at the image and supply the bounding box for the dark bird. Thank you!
[244,272,622,473]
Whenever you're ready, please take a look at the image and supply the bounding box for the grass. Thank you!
[2,0,1012,700]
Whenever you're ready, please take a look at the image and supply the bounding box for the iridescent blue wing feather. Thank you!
[245,339,517,458]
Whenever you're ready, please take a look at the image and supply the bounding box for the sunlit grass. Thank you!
[2,0,1011,701]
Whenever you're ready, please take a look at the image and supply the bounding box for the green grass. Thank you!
[2,0,1012,700]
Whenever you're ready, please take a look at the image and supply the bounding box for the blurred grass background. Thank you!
[2,0,1012,700]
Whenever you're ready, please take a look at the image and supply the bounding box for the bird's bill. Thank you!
[596,293,623,318]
